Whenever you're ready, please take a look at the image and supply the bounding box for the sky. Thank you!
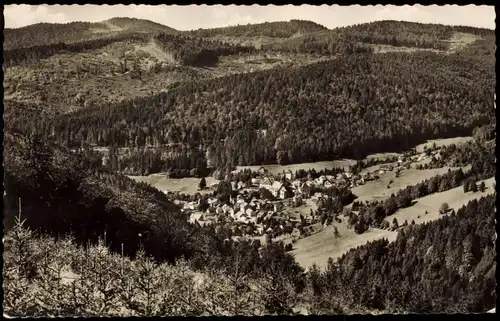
[4,4,495,30]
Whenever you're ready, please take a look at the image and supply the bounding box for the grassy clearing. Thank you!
[283,199,318,219]
[291,176,495,270]
[290,222,397,270]
[372,44,444,54]
[129,174,219,195]
[384,176,495,226]
[414,136,473,153]
[235,159,356,175]
[444,32,482,53]
[365,152,402,161]
[351,166,468,204]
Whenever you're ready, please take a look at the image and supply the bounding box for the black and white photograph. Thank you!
[2,4,496,317]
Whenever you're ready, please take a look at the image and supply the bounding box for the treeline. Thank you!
[27,50,493,175]
[94,145,209,177]
[425,140,495,180]
[262,32,374,56]
[153,33,254,67]
[4,32,149,68]
[185,19,327,38]
[311,195,496,313]
[333,20,494,50]
[105,17,178,34]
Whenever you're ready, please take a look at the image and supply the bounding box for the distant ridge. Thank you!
[184,19,328,38]
[3,17,177,50]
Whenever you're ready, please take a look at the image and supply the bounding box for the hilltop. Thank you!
[185,19,328,38]
[3,17,178,50]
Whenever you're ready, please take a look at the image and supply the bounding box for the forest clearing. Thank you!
[291,176,495,270]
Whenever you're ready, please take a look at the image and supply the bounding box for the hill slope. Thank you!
[3,18,177,50]
[28,49,495,175]
[3,131,199,263]
[185,19,328,38]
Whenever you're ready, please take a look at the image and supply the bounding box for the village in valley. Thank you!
[164,143,453,246]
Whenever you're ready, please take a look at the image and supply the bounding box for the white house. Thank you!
[277,184,291,199]
[183,202,196,210]
[251,178,261,185]
[102,154,109,167]
[234,209,245,219]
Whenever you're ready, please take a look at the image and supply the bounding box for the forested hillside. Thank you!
[185,19,328,38]
[3,130,307,288]
[4,32,149,68]
[331,20,494,50]
[309,195,496,314]
[3,131,197,263]
[23,49,494,175]
[153,33,254,66]
[3,18,177,50]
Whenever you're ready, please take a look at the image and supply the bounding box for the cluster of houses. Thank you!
[176,149,442,235]
[178,193,305,237]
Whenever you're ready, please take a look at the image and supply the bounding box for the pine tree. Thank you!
[470,180,478,192]
[463,180,470,193]
[198,177,207,190]
[392,218,399,230]
[3,199,39,316]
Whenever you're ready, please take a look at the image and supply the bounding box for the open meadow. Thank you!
[291,176,494,270]
[414,136,473,153]
[128,173,219,194]
[352,166,470,203]
[383,176,496,226]
[234,159,357,175]
[290,223,398,270]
